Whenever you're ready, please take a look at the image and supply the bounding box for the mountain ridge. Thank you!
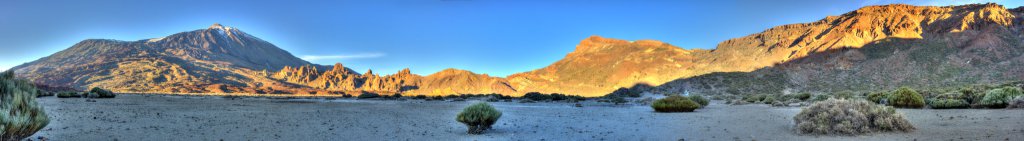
[12,3,1024,97]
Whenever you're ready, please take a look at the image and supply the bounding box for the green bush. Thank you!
[981,87,1024,108]
[888,87,925,108]
[89,87,116,98]
[34,89,53,97]
[0,71,50,140]
[762,96,776,104]
[456,102,502,134]
[567,95,586,101]
[522,92,551,101]
[56,91,81,98]
[792,93,812,101]
[927,98,969,109]
[959,87,986,104]
[651,96,700,112]
[794,99,914,135]
[688,95,709,107]
[550,93,567,101]
[358,93,380,99]
[743,94,767,103]
[867,92,887,104]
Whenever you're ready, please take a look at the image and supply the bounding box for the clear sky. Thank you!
[1,0,1021,76]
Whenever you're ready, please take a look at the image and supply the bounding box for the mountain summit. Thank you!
[11,24,316,93]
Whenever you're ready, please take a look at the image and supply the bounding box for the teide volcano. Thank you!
[10,23,317,93]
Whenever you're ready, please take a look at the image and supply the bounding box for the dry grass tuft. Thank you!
[794,99,914,135]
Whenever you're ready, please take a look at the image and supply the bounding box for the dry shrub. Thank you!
[456,102,502,134]
[688,95,709,107]
[927,98,969,109]
[981,87,1023,108]
[651,95,700,112]
[1,71,50,140]
[794,99,914,135]
[888,87,925,108]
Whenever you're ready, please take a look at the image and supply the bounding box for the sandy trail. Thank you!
[32,95,1024,140]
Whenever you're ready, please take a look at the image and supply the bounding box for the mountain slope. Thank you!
[11,24,315,93]
[509,3,1024,96]
[654,3,1024,95]
[507,36,707,95]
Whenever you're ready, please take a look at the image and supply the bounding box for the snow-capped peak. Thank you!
[208,23,235,32]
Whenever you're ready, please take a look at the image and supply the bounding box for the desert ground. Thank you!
[31,94,1024,141]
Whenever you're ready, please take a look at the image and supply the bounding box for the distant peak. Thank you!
[208,23,232,30]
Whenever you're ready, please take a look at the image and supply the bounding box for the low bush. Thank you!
[887,87,925,108]
[927,98,969,109]
[430,95,444,100]
[567,95,586,101]
[456,102,502,134]
[445,95,460,99]
[524,92,583,102]
[89,87,116,98]
[392,93,403,98]
[413,95,427,99]
[959,87,986,104]
[811,94,829,102]
[867,92,887,104]
[0,71,50,140]
[794,99,914,135]
[981,87,1024,108]
[35,89,53,97]
[522,92,551,101]
[792,93,812,101]
[56,91,81,98]
[688,95,709,107]
[550,93,567,101]
[743,94,767,103]
[651,96,701,112]
[358,93,380,99]
[486,94,513,100]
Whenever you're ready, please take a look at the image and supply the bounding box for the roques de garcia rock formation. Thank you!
[12,3,1024,97]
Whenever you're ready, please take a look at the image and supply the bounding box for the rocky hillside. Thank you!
[654,3,1024,96]
[509,3,1024,97]
[10,24,317,93]
[272,63,515,95]
[506,36,708,96]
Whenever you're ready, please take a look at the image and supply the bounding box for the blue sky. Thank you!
[1,0,1021,76]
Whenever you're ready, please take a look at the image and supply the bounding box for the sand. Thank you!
[31,94,1024,140]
